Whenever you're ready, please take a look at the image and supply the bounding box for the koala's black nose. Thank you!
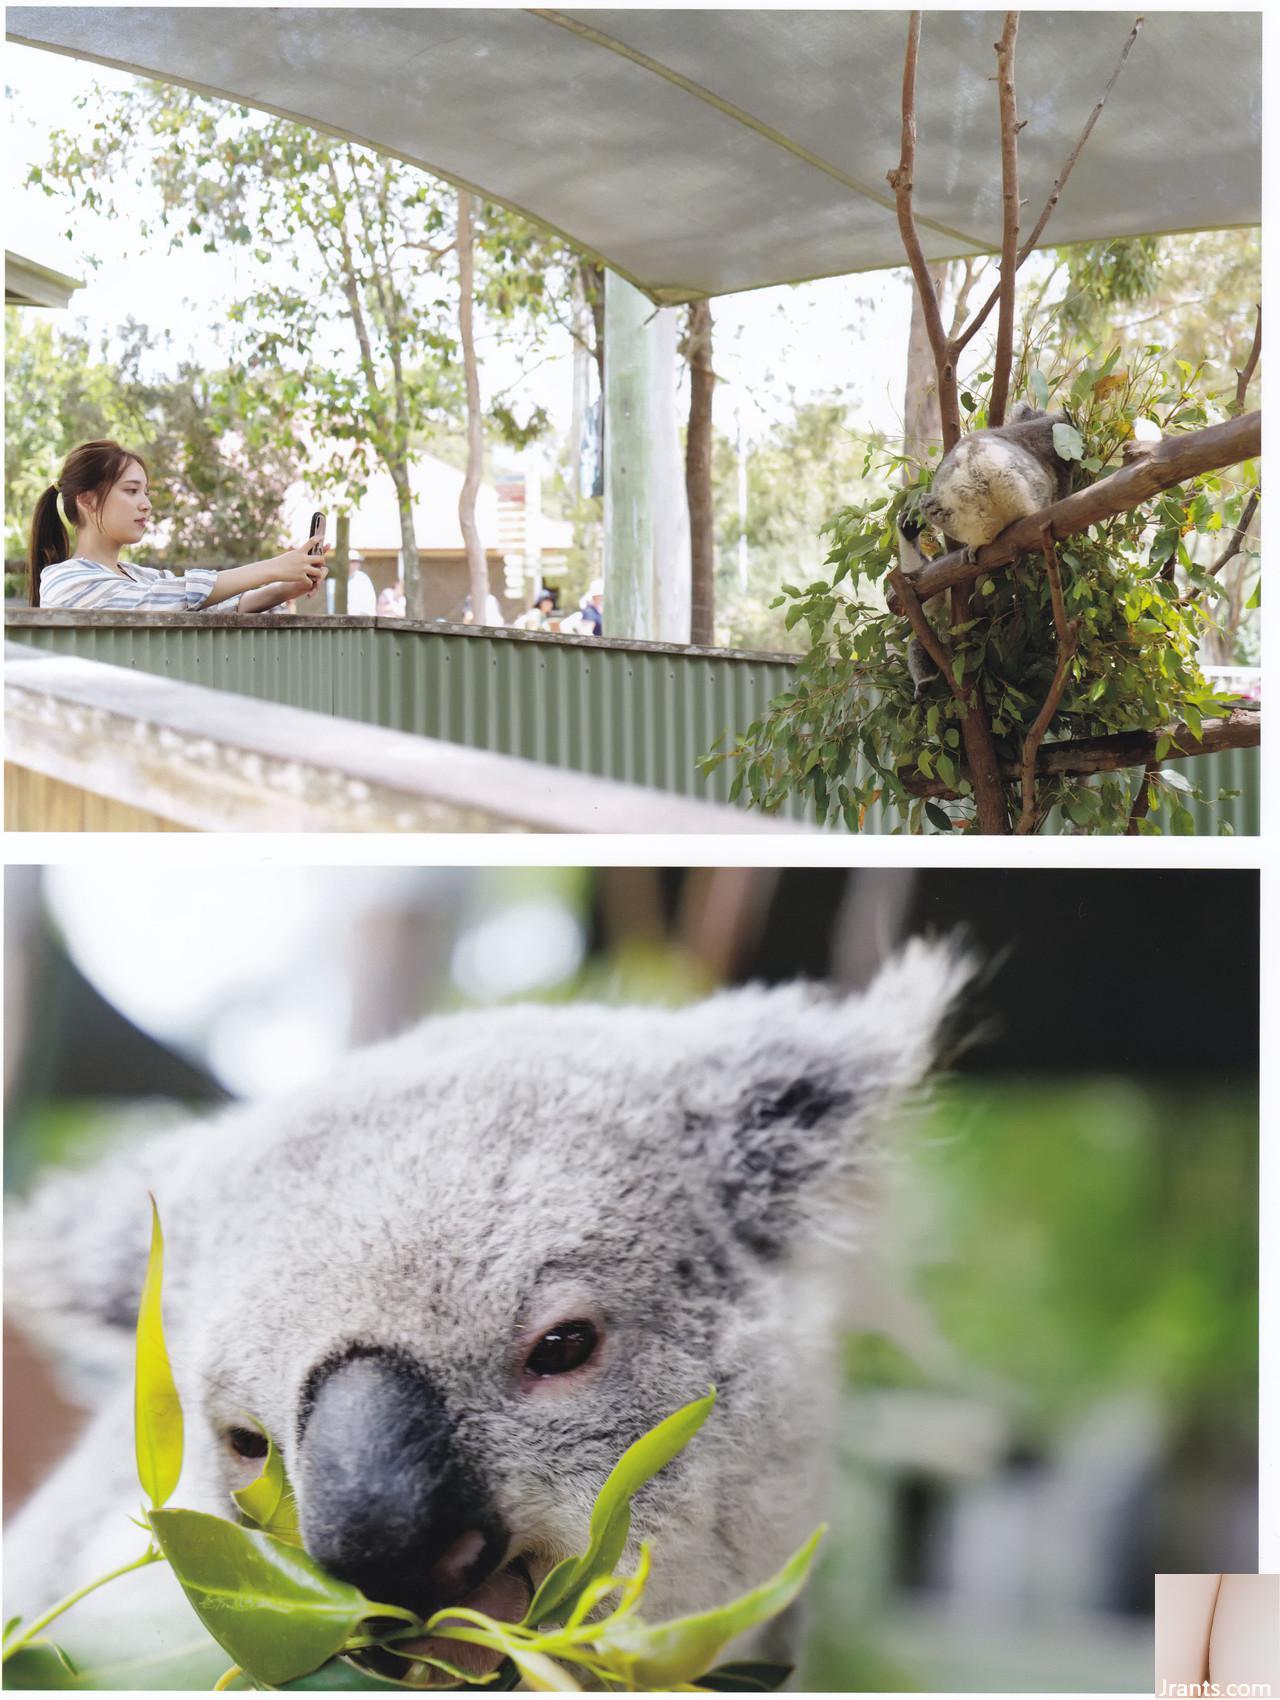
[297,1349,505,1616]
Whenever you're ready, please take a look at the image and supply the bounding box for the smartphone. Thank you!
[307,511,326,556]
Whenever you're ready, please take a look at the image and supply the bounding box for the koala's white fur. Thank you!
[916,402,1072,555]
[5,940,971,1668]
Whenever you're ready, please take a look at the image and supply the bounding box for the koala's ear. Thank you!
[675,938,975,1258]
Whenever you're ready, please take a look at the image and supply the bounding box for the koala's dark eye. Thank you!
[227,1426,269,1460]
[524,1320,598,1377]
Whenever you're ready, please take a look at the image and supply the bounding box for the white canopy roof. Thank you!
[7,9,1261,304]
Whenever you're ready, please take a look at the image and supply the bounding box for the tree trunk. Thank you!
[902,265,950,476]
[582,259,605,395]
[332,511,350,617]
[686,299,716,645]
[456,189,490,623]
[390,466,422,621]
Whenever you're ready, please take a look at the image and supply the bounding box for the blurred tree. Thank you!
[710,400,878,650]
[4,310,293,568]
[1029,230,1261,664]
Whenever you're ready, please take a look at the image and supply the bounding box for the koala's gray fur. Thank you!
[918,402,1073,557]
[5,941,971,1671]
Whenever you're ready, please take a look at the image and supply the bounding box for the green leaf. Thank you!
[1154,735,1173,762]
[1052,422,1085,463]
[526,1391,716,1626]
[232,1437,301,1545]
[1029,369,1050,409]
[1,1644,79,1689]
[925,803,952,833]
[697,1662,794,1692]
[594,1528,824,1688]
[273,1652,499,1691]
[147,1509,416,1687]
[135,1197,183,1510]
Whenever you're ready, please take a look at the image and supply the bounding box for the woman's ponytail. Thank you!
[27,441,147,608]
[28,485,70,606]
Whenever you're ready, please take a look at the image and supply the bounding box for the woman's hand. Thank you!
[201,542,331,609]
[270,541,331,599]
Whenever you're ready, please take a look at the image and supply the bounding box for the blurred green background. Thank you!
[3,866,1258,1691]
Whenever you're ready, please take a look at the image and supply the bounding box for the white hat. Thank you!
[588,577,604,596]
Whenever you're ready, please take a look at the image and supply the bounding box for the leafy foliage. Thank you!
[702,346,1256,833]
[3,1205,819,1692]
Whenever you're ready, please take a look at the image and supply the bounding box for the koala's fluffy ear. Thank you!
[675,937,974,1258]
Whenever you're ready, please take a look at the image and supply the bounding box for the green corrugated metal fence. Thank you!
[5,612,1259,833]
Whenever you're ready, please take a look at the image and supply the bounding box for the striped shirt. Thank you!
[38,556,241,614]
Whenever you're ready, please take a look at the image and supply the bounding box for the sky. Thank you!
[5,39,921,473]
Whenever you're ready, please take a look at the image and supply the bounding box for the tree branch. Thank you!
[886,12,962,454]
[1234,303,1261,413]
[903,708,1260,796]
[1125,760,1161,834]
[952,14,1145,356]
[1015,528,1079,832]
[1204,490,1260,582]
[988,14,1021,428]
[891,567,956,689]
[889,410,1262,607]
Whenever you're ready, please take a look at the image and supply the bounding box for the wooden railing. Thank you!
[4,642,804,834]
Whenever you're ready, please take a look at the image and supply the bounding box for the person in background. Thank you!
[28,440,327,613]
[328,550,377,616]
[513,589,557,631]
[561,578,603,636]
[377,577,406,618]
[461,590,506,627]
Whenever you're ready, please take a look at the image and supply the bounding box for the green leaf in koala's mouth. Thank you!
[147,1508,419,1686]
[394,1561,534,1682]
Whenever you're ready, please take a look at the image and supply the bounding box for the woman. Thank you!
[29,440,328,613]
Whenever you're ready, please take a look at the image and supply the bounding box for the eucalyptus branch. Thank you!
[891,568,956,690]
[888,411,1262,607]
[904,709,1261,797]
[1125,761,1161,834]
[2,1547,162,1662]
[1234,304,1261,413]
[886,12,961,454]
[988,13,1021,428]
[952,14,1146,357]
[1015,529,1079,832]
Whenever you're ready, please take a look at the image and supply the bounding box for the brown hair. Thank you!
[28,440,148,606]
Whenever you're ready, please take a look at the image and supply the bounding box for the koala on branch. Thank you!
[892,410,1261,611]
[914,402,1075,565]
[896,403,1074,694]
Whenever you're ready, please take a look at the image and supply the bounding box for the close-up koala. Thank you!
[5,939,971,1676]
